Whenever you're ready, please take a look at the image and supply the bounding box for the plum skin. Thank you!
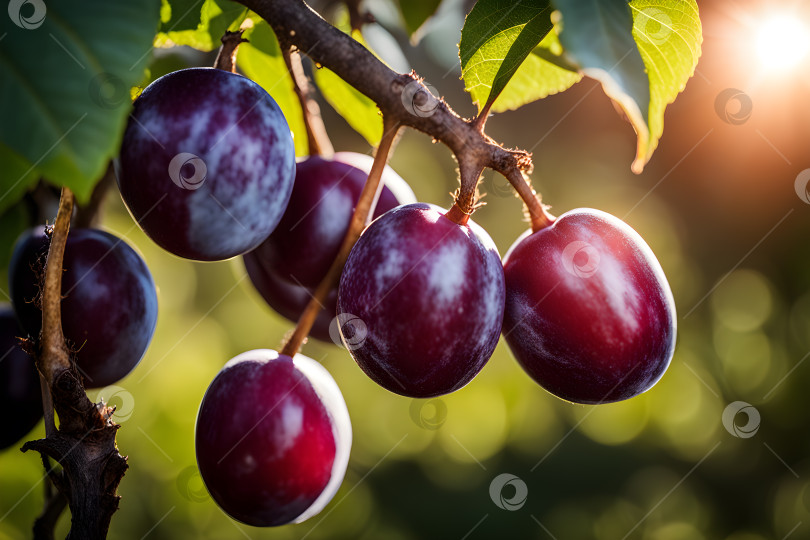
[117,67,295,261]
[195,350,351,526]
[244,152,415,341]
[337,203,505,398]
[0,305,42,450]
[502,208,676,404]
[9,227,158,388]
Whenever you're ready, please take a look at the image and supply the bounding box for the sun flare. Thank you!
[756,14,810,70]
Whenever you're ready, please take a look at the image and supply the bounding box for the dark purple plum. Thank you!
[244,152,415,341]
[9,227,158,388]
[502,209,676,404]
[243,251,337,341]
[117,67,295,261]
[0,305,42,450]
[336,203,505,398]
[195,349,351,526]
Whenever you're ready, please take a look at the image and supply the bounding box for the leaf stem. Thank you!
[280,119,400,356]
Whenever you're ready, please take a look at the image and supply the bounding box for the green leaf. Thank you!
[488,23,583,113]
[237,22,309,156]
[459,0,556,112]
[0,0,161,207]
[313,27,383,146]
[156,0,246,52]
[630,0,702,172]
[553,0,651,171]
[398,0,443,39]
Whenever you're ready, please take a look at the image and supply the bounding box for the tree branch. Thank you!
[214,30,248,72]
[238,0,538,216]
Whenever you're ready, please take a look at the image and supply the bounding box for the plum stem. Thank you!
[214,30,247,73]
[282,46,334,157]
[280,118,401,356]
[504,168,556,231]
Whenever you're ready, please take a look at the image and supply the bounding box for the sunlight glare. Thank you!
[756,14,810,70]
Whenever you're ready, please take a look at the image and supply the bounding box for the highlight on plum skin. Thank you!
[0,305,43,450]
[502,208,677,404]
[336,203,505,398]
[243,151,416,341]
[9,227,158,388]
[195,350,351,527]
[116,67,296,261]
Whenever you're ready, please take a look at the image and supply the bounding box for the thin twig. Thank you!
[282,46,334,156]
[214,30,248,72]
[280,119,401,356]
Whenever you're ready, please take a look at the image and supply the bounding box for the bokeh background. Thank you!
[3,0,810,538]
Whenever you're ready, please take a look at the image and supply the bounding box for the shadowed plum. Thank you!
[502,209,676,404]
[9,227,158,388]
[195,350,351,526]
[336,203,505,398]
[0,305,42,450]
[117,68,295,261]
[244,152,415,340]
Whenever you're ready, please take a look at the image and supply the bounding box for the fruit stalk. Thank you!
[21,187,129,540]
[213,30,247,73]
[280,120,400,356]
[504,168,555,232]
[282,46,334,157]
